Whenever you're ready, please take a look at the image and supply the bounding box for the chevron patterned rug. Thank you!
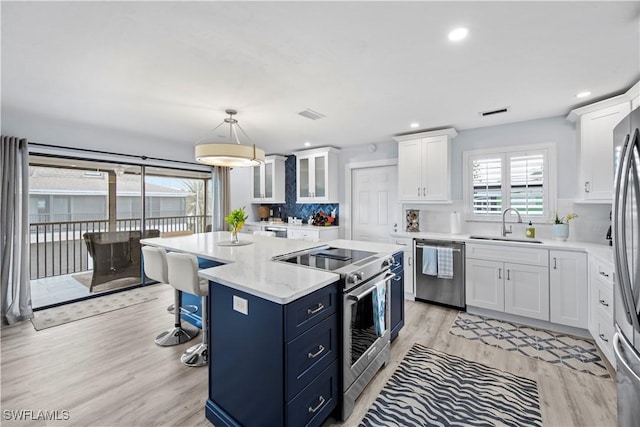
[360,343,542,427]
[449,311,610,379]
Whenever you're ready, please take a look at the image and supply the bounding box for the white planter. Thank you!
[553,223,570,241]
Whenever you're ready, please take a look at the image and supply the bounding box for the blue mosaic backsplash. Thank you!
[266,155,339,225]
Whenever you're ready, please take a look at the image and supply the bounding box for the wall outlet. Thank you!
[233,295,248,315]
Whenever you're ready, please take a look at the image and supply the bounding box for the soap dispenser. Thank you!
[525,221,536,239]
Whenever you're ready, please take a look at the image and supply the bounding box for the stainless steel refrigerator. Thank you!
[613,107,640,426]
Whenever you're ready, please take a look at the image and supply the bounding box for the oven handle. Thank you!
[347,272,395,301]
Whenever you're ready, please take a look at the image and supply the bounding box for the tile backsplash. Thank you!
[404,199,611,245]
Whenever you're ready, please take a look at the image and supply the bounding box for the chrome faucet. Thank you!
[501,207,522,237]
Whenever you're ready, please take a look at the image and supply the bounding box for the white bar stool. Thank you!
[166,252,209,367]
[142,246,199,346]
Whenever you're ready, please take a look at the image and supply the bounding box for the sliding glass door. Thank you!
[28,155,211,309]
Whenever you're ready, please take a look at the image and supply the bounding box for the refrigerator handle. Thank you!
[614,131,636,327]
[614,331,640,384]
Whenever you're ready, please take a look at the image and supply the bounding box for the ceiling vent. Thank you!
[298,109,326,120]
[479,106,510,117]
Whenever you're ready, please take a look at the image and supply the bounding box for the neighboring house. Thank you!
[28,167,192,223]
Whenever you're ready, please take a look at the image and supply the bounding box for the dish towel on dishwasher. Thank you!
[422,247,438,276]
[437,247,454,279]
[372,280,387,336]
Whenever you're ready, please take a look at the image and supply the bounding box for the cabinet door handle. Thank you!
[599,299,610,307]
[599,271,610,278]
[507,269,510,280]
[599,333,609,342]
[498,268,502,279]
[307,303,325,315]
[423,187,426,197]
[308,396,326,413]
[417,187,421,197]
[308,344,325,359]
[585,181,590,193]
[408,256,412,267]
[392,275,401,281]
[553,257,557,269]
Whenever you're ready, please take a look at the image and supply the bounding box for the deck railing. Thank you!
[29,215,208,279]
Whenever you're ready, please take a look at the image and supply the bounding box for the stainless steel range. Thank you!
[273,245,395,420]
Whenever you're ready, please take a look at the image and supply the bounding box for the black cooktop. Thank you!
[278,247,376,271]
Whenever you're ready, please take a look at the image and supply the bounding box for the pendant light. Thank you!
[194,109,265,167]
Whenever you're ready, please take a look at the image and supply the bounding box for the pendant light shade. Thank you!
[194,109,265,167]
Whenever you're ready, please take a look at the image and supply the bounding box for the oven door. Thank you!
[342,270,392,391]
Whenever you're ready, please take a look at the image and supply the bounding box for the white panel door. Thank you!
[352,166,398,243]
[504,263,550,321]
[465,258,504,312]
[549,250,588,328]
[398,140,423,201]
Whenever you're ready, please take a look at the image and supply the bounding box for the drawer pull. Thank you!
[392,275,402,281]
[599,271,610,278]
[498,268,502,280]
[308,345,325,359]
[307,303,325,315]
[599,333,609,343]
[599,299,610,307]
[308,396,326,414]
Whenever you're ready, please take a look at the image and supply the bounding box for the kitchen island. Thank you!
[140,232,403,427]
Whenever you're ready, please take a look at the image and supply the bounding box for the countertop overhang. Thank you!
[141,232,402,304]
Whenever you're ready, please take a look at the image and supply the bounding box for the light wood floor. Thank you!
[1,285,616,427]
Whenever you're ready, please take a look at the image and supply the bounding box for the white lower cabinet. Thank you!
[504,263,550,321]
[466,243,550,321]
[588,255,615,366]
[393,238,415,296]
[549,250,588,328]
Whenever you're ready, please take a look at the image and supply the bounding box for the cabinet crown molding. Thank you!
[292,146,341,156]
[392,127,458,142]
[566,80,639,122]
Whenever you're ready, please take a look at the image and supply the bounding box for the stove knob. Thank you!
[382,257,395,268]
[348,272,364,284]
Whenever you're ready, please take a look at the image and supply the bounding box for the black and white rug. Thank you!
[360,343,542,427]
[449,312,610,378]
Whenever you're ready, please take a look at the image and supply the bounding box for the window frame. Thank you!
[462,142,556,222]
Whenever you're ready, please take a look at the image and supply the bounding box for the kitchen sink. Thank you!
[469,235,543,244]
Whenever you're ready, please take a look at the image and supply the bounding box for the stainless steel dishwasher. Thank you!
[414,239,465,309]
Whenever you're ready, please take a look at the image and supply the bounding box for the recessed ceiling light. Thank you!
[304,142,311,147]
[448,27,468,42]
[410,122,420,128]
[576,91,591,98]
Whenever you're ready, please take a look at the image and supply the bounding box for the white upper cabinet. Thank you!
[394,128,457,202]
[567,81,638,202]
[293,147,340,204]
[251,155,286,203]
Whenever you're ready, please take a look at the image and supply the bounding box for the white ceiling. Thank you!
[2,1,639,156]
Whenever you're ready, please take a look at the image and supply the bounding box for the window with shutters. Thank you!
[463,144,555,221]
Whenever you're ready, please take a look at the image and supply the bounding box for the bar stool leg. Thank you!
[181,295,208,366]
[155,289,199,346]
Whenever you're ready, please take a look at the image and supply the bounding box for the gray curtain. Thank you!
[211,166,231,231]
[1,136,33,324]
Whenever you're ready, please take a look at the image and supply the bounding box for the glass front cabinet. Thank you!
[294,147,340,203]
[251,155,286,203]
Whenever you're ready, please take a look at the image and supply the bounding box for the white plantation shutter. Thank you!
[509,153,545,216]
[472,157,503,215]
[466,146,550,219]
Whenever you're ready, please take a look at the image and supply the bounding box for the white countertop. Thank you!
[390,231,613,264]
[141,232,402,304]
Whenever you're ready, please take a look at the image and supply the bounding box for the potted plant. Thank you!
[225,207,248,244]
[553,212,578,241]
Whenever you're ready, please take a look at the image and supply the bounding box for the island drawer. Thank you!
[285,283,338,340]
[286,360,338,427]
[285,313,338,401]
